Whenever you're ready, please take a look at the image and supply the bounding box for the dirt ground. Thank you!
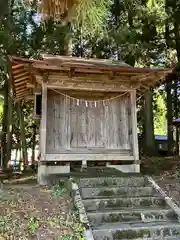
[0,179,83,240]
[154,172,180,206]
[1,160,180,240]
[141,156,180,206]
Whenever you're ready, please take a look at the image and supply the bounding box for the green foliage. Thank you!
[52,183,67,196]
[73,0,112,36]
[27,217,39,234]
[153,89,167,135]
[62,237,73,240]
[0,215,13,233]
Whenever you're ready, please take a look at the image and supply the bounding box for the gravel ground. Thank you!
[0,180,83,240]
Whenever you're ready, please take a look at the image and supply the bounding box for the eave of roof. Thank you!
[8,55,173,101]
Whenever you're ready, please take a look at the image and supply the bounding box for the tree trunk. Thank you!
[17,102,28,168]
[174,79,179,155]
[6,61,13,167]
[32,124,36,166]
[6,93,13,167]
[2,80,9,170]
[165,0,174,155]
[144,90,156,156]
[15,148,18,170]
[173,16,180,156]
[64,23,73,56]
[1,0,15,171]
[166,77,174,155]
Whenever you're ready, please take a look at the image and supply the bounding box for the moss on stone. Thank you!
[112,229,151,239]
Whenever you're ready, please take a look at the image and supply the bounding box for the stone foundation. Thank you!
[106,163,140,173]
[38,163,70,185]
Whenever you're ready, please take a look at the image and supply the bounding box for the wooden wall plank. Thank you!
[46,93,132,154]
[87,103,96,148]
[95,102,105,148]
[76,100,87,147]
[46,93,53,150]
[70,99,78,147]
[130,90,139,161]
[66,97,71,149]
[58,95,66,149]
[121,98,130,149]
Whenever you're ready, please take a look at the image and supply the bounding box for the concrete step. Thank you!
[92,221,180,240]
[87,208,177,226]
[79,176,146,188]
[83,196,166,212]
[81,186,159,199]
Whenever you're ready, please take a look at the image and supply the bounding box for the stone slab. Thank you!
[83,196,166,212]
[81,186,158,199]
[93,222,180,240]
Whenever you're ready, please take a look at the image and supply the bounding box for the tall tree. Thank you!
[1,0,14,169]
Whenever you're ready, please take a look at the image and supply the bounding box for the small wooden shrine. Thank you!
[9,55,172,184]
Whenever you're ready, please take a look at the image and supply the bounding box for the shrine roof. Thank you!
[8,54,173,101]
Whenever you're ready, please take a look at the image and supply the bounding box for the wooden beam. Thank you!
[16,93,28,99]
[36,76,136,92]
[12,64,24,70]
[33,63,70,71]
[16,88,27,94]
[45,83,134,92]
[14,75,29,83]
[47,73,133,83]
[27,83,35,88]
[48,89,124,98]
[33,61,172,73]
[12,68,26,75]
[9,55,45,64]
[15,84,27,89]
[14,81,27,88]
[15,87,27,93]
[24,95,34,100]
[45,153,134,161]
[14,72,29,80]
[16,88,28,94]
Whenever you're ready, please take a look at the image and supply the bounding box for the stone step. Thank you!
[79,176,146,188]
[87,208,177,226]
[81,186,159,199]
[133,237,180,240]
[83,196,166,211]
[92,221,180,240]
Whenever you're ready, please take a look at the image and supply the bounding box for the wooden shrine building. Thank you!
[9,55,172,184]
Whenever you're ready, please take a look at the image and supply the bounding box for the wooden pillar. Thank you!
[130,90,139,172]
[40,83,47,160]
[38,83,47,185]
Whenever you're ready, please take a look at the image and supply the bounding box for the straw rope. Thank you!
[51,88,129,104]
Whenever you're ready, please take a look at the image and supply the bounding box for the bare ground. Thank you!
[142,157,180,206]
[1,161,180,240]
[0,179,83,240]
[154,172,180,206]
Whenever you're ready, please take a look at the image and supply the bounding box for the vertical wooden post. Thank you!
[40,83,47,160]
[130,90,139,171]
[66,97,71,150]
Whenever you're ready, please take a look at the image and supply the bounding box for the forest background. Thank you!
[0,0,179,169]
